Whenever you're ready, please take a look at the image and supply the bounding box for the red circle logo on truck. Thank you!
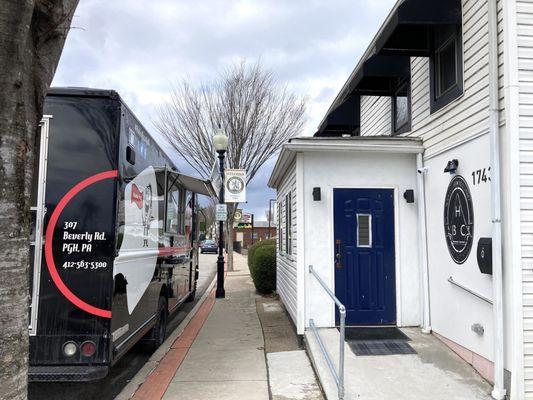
[44,170,118,319]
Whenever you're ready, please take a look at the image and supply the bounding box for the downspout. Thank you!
[488,0,505,398]
[416,154,431,333]
[502,0,524,396]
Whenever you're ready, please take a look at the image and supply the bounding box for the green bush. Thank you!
[248,239,276,270]
[249,244,276,294]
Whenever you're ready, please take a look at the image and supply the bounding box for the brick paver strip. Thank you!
[132,288,217,400]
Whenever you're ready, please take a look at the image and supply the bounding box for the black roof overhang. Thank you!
[346,55,411,96]
[315,0,462,137]
[315,55,409,137]
[376,0,462,56]
[316,95,360,137]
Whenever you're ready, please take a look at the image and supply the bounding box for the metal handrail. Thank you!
[448,276,493,305]
[308,265,345,400]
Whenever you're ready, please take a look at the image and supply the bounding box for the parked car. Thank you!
[200,240,218,254]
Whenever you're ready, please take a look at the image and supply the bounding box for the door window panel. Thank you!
[357,214,372,248]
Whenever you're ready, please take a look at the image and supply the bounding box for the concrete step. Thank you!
[267,350,324,400]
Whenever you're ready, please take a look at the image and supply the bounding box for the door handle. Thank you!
[335,239,342,269]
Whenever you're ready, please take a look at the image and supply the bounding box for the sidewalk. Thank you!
[124,252,323,400]
[161,254,269,400]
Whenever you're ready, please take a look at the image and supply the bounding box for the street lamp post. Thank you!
[268,199,276,239]
[213,128,228,299]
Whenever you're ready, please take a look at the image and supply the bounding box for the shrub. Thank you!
[248,239,276,270]
[249,244,276,294]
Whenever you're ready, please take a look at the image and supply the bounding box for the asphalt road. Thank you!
[28,253,218,400]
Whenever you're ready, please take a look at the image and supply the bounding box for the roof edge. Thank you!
[268,136,424,188]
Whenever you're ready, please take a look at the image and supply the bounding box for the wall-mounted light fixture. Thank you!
[403,189,414,203]
[444,159,459,174]
[312,187,321,201]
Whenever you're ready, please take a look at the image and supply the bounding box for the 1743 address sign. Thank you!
[443,175,474,264]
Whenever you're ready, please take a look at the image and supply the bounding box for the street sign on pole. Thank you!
[215,204,227,221]
[210,158,222,196]
[241,212,252,224]
[224,169,246,203]
[234,209,243,222]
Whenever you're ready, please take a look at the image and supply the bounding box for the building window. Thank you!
[430,25,463,113]
[278,199,283,252]
[392,78,411,135]
[285,192,292,255]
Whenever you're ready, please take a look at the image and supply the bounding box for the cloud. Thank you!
[53,0,396,218]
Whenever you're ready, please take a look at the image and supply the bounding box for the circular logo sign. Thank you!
[226,176,245,194]
[444,175,474,264]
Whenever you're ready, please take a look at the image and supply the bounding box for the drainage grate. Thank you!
[347,339,417,356]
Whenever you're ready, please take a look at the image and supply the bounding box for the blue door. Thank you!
[333,188,396,325]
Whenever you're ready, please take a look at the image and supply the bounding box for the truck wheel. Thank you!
[148,296,168,349]
[185,289,196,302]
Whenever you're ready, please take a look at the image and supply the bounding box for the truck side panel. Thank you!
[29,95,119,367]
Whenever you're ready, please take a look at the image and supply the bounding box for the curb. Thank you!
[114,274,218,400]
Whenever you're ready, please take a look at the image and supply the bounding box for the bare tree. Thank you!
[0,2,78,399]
[265,208,275,224]
[155,62,305,270]
[199,199,216,239]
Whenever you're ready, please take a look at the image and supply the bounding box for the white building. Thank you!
[268,0,532,398]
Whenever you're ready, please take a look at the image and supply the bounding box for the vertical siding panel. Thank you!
[405,0,490,159]
[519,0,533,396]
[276,161,298,325]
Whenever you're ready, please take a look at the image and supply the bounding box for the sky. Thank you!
[52,0,396,220]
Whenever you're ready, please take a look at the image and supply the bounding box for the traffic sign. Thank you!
[215,204,227,221]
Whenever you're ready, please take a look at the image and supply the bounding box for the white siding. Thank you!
[407,0,498,159]
[276,160,298,325]
[518,0,533,395]
[360,95,391,136]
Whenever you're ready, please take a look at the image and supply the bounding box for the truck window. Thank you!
[166,173,184,234]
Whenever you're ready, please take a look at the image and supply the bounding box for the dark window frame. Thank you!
[278,199,283,252]
[429,24,463,114]
[164,170,185,235]
[391,77,411,135]
[285,192,292,255]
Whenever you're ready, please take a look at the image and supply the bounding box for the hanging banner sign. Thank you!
[224,169,246,203]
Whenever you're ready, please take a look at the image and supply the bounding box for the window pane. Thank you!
[357,214,371,247]
[166,174,182,234]
[437,40,457,96]
[395,96,409,130]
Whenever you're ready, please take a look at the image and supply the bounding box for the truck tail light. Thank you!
[80,341,96,357]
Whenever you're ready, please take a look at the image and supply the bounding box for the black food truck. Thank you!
[28,87,215,381]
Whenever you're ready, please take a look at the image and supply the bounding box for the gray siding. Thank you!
[276,160,298,325]
[360,95,391,136]
[518,0,533,395]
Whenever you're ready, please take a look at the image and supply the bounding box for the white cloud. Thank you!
[53,0,396,216]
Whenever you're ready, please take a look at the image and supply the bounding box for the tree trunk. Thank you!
[226,221,234,271]
[0,2,78,399]
[225,203,237,271]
